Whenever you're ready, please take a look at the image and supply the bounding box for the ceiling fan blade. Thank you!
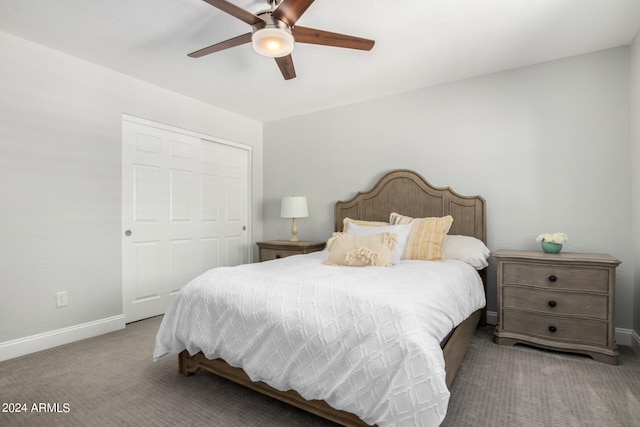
[201,0,263,25]
[293,26,375,51]
[188,33,252,58]
[271,0,314,27]
[275,55,296,80]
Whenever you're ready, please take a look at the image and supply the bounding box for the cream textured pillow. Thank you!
[389,213,453,261]
[346,222,412,265]
[342,218,389,232]
[324,232,397,267]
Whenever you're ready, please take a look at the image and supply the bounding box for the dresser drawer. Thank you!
[503,286,608,319]
[502,263,609,292]
[503,309,608,346]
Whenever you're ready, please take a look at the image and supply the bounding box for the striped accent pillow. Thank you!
[389,213,453,261]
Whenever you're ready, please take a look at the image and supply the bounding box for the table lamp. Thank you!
[280,196,308,242]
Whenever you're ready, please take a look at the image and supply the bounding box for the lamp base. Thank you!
[289,218,299,242]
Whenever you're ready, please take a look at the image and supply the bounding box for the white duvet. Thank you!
[154,251,485,427]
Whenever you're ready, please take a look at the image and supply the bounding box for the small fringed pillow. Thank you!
[324,232,397,267]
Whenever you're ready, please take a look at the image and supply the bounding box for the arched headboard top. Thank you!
[334,169,486,243]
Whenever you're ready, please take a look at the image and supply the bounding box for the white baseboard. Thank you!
[486,310,639,354]
[0,315,126,362]
[616,327,640,350]
[486,310,497,326]
[631,330,640,354]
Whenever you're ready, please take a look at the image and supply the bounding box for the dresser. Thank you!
[256,240,326,262]
[493,249,621,364]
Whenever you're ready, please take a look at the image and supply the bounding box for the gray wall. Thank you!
[632,33,640,340]
[264,47,634,330]
[0,31,263,344]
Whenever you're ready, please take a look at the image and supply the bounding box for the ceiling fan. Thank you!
[188,0,375,80]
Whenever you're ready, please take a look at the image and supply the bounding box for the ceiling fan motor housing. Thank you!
[251,11,295,57]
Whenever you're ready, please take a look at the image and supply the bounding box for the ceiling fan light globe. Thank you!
[252,28,294,57]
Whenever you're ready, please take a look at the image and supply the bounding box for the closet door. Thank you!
[122,118,250,323]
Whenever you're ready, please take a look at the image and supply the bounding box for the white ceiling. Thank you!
[1,0,640,122]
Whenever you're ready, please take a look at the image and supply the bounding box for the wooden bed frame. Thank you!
[179,169,487,427]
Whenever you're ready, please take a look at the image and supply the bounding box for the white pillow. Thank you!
[347,223,411,265]
[443,235,490,269]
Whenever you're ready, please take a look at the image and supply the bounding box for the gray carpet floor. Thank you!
[1,316,638,427]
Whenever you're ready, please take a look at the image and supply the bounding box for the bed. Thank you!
[154,169,487,426]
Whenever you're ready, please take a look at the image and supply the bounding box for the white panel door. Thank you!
[122,119,250,323]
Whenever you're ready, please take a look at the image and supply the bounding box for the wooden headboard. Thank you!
[334,169,486,243]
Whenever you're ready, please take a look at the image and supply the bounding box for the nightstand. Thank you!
[256,240,326,262]
[493,249,621,364]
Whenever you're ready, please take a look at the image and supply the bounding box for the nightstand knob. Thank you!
[548,275,557,283]
[548,326,557,333]
[548,300,557,308]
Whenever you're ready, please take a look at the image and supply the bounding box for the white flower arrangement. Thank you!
[536,232,568,244]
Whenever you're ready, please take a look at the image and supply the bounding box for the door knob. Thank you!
[124,230,132,236]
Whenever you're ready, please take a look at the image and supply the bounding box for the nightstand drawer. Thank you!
[503,263,609,292]
[260,248,300,261]
[503,286,608,319]
[503,310,608,346]
[257,241,326,262]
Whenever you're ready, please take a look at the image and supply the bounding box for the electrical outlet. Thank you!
[56,291,68,308]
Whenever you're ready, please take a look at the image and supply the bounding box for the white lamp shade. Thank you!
[281,196,308,218]
[252,28,294,57]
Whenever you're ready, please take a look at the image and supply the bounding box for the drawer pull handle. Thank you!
[548,301,557,308]
[548,326,557,333]
[548,275,557,283]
